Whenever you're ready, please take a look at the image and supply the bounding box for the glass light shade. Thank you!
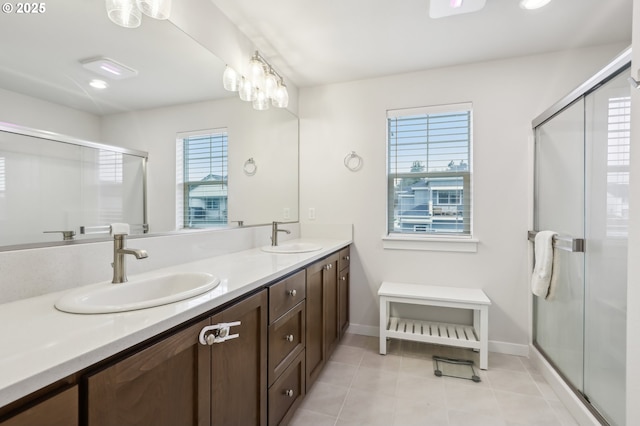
[223,66,240,91]
[106,0,142,28]
[272,83,289,108]
[519,0,551,9]
[136,0,172,19]
[248,57,266,88]
[238,77,256,102]
[253,89,270,111]
[264,72,278,99]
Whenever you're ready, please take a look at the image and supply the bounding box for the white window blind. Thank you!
[387,103,472,236]
[606,95,630,237]
[180,129,228,228]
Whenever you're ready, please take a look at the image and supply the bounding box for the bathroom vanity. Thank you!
[0,240,351,426]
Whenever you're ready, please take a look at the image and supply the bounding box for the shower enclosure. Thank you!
[532,49,630,426]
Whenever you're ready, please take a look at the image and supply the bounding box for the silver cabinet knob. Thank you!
[205,334,216,345]
[285,334,294,342]
[346,255,350,261]
[284,389,294,397]
[288,289,297,297]
[341,277,346,281]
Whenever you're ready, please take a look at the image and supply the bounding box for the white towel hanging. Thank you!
[531,230,557,298]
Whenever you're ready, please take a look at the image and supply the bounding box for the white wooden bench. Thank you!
[378,281,491,370]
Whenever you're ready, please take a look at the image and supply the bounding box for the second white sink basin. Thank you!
[261,242,323,254]
[55,272,220,314]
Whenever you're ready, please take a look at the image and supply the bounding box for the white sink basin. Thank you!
[55,272,220,314]
[261,242,322,254]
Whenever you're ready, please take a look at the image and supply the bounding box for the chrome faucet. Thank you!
[112,234,148,284]
[271,221,291,246]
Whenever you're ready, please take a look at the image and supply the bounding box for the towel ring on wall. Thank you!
[243,158,257,176]
[344,151,363,172]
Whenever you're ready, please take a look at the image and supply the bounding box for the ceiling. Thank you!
[210,0,633,88]
[0,0,229,116]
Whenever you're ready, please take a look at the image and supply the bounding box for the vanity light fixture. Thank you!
[519,0,552,10]
[106,0,171,28]
[223,51,289,110]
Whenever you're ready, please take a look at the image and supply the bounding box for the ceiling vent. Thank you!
[80,57,138,80]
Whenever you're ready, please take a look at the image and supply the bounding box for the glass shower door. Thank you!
[583,70,628,426]
[534,98,585,391]
[534,67,629,426]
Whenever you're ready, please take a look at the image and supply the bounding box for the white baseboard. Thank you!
[347,323,529,357]
[529,345,600,425]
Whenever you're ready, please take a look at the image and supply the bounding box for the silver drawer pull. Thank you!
[288,289,297,297]
[285,334,294,342]
[199,321,241,345]
[284,389,294,397]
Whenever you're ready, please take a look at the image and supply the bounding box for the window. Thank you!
[606,95,630,237]
[387,103,472,237]
[177,129,228,229]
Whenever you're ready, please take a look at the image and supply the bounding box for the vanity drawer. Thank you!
[268,350,305,426]
[269,270,305,322]
[268,300,305,386]
[338,247,350,271]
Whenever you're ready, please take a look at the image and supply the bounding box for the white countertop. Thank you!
[0,238,350,407]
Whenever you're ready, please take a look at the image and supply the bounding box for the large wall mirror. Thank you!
[0,0,299,249]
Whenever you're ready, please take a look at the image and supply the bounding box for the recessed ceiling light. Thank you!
[429,0,486,19]
[80,57,138,80]
[89,79,109,89]
[519,0,552,10]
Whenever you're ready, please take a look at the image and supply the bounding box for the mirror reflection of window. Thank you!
[176,129,228,229]
[606,95,631,238]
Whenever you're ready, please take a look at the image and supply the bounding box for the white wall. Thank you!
[627,0,640,423]
[0,87,100,140]
[299,43,627,352]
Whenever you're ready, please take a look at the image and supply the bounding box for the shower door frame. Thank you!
[531,47,631,426]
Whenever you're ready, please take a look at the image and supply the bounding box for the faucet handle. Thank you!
[110,223,130,236]
[43,230,76,241]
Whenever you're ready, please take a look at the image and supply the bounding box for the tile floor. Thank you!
[290,333,578,426]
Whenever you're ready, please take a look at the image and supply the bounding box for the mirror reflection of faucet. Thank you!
[43,230,76,241]
[270,221,291,246]
[111,223,148,284]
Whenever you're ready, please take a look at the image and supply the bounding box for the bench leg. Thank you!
[479,306,488,370]
[379,297,387,355]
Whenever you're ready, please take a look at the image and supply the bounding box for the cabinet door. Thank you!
[323,253,340,359]
[305,254,339,391]
[305,259,326,391]
[211,290,267,426]
[338,266,350,338]
[86,319,210,426]
[1,386,78,426]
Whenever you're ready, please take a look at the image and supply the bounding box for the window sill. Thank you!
[381,235,478,253]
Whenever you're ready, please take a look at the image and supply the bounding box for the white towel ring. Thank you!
[344,151,363,172]
[243,158,257,176]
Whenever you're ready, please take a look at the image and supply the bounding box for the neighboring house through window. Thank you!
[387,103,472,237]
[176,129,228,229]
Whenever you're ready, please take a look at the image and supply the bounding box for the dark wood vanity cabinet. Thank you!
[1,245,351,426]
[0,386,78,426]
[305,252,340,391]
[338,247,350,338]
[86,289,268,426]
[267,271,306,426]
